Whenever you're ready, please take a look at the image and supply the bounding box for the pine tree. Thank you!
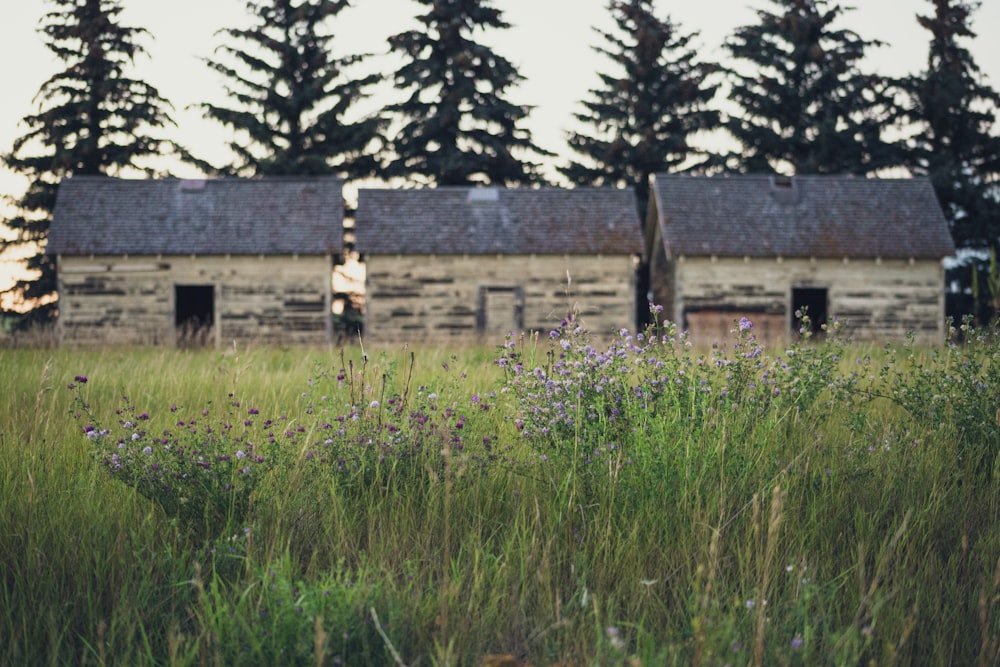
[560,0,722,220]
[1,0,178,325]
[900,0,1000,253]
[385,0,550,186]
[200,0,384,177]
[724,0,899,175]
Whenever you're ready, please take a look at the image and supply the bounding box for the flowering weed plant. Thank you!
[494,307,848,473]
[69,377,283,535]
[283,352,508,499]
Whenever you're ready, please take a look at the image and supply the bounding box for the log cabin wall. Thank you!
[647,221,675,319]
[364,253,637,343]
[56,254,333,346]
[671,256,947,346]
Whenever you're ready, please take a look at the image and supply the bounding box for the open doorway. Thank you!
[791,287,827,335]
[175,284,214,345]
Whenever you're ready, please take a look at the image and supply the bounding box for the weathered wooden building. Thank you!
[355,186,644,342]
[47,175,344,346]
[646,174,956,345]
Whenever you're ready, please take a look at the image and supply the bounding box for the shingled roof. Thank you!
[355,186,644,255]
[650,174,955,259]
[47,176,343,255]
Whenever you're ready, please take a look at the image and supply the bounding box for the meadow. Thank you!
[2,314,999,666]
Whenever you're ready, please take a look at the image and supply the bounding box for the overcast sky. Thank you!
[3,0,1000,286]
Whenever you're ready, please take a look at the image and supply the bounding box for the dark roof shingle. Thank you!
[47,176,344,255]
[651,174,955,259]
[355,186,643,255]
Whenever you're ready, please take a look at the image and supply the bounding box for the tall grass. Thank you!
[1,320,999,666]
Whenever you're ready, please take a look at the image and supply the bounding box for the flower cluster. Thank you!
[494,313,697,470]
[840,320,1000,468]
[71,386,295,534]
[495,309,848,467]
[296,364,507,492]
[72,350,508,535]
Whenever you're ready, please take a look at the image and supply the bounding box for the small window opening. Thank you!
[175,284,214,345]
[791,287,827,335]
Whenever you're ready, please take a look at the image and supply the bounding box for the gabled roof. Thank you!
[355,186,644,255]
[47,176,344,255]
[650,174,955,259]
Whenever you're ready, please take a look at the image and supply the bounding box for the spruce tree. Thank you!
[385,0,550,186]
[200,0,384,177]
[560,0,722,220]
[724,0,898,175]
[2,0,178,325]
[900,0,1000,253]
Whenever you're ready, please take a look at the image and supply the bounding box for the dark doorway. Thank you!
[175,284,214,344]
[791,287,827,335]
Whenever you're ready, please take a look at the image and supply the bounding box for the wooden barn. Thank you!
[47,175,344,346]
[646,174,956,345]
[355,186,644,342]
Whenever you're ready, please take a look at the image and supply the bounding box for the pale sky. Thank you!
[3,0,1000,291]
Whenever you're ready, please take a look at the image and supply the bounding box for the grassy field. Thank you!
[2,318,999,666]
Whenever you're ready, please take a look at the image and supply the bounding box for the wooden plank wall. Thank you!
[647,223,675,318]
[671,256,947,345]
[364,254,637,343]
[57,254,332,346]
